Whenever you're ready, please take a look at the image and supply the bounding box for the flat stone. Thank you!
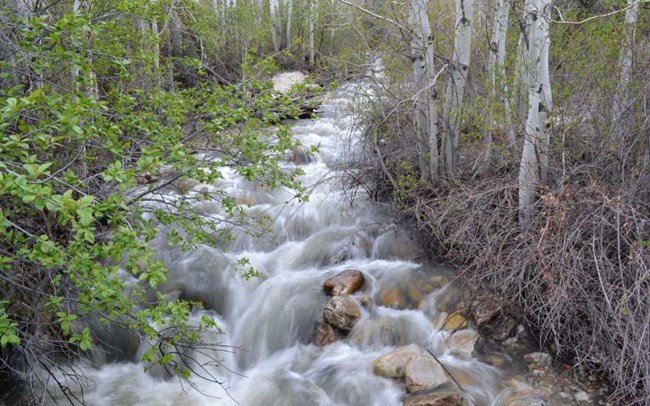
[313,322,340,346]
[403,391,463,406]
[372,344,422,379]
[324,270,365,296]
[503,389,551,406]
[523,352,552,366]
[405,355,449,393]
[323,296,361,331]
[574,391,591,402]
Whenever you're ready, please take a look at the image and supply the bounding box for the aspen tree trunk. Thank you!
[408,0,440,180]
[478,0,514,174]
[513,31,528,117]
[308,0,316,64]
[443,0,474,177]
[270,0,282,51]
[286,0,293,51]
[613,0,640,129]
[518,0,552,228]
[494,0,516,149]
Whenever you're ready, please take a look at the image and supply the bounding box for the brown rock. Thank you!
[406,283,423,303]
[175,178,201,194]
[380,287,406,309]
[484,315,517,341]
[405,355,449,393]
[471,297,503,327]
[372,344,422,379]
[442,313,468,331]
[403,392,463,406]
[323,296,361,331]
[313,322,340,346]
[324,270,365,296]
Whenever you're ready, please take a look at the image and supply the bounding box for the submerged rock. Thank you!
[380,287,406,309]
[405,355,449,393]
[312,322,340,347]
[403,391,464,406]
[323,296,361,331]
[372,344,422,379]
[323,270,365,296]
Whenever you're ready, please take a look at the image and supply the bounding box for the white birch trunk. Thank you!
[613,0,640,126]
[408,0,439,180]
[518,0,552,228]
[286,0,293,51]
[308,0,316,64]
[443,0,474,176]
[270,0,282,51]
[513,32,528,117]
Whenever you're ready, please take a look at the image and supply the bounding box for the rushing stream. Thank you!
[44,76,539,406]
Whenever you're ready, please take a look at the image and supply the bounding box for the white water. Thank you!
[46,80,511,405]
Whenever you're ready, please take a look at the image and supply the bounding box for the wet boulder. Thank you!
[323,296,361,331]
[324,270,365,296]
[442,313,468,332]
[312,322,341,347]
[444,329,478,358]
[405,355,450,393]
[372,344,422,379]
[380,287,406,309]
[403,391,464,406]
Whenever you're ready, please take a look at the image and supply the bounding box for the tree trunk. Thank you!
[308,0,316,64]
[518,0,552,228]
[408,0,439,180]
[613,0,640,130]
[513,32,528,118]
[443,0,474,177]
[286,0,293,51]
[270,0,282,51]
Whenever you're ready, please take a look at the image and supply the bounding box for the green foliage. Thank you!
[0,0,312,392]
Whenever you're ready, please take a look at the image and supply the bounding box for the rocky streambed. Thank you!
[36,74,608,405]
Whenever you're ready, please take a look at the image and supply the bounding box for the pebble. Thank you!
[575,391,591,402]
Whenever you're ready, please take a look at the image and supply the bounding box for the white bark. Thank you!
[443,0,474,176]
[286,0,293,51]
[518,0,552,228]
[270,0,282,51]
[308,0,316,64]
[513,31,528,117]
[613,0,640,126]
[408,0,440,179]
